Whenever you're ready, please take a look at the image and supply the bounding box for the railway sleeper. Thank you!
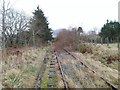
[49,74,55,78]
[50,65,55,68]
[52,58,56,60]
[50,66,55,69]
[49,69,56,74]
[50,62,56,65]
[51,60,56,63]
[50,68,56,71]
[48,82,56,87]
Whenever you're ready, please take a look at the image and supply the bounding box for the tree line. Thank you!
[1,0,119,50]
[0,0,53,49]
[99,20,120,43]
[99,20,120,49]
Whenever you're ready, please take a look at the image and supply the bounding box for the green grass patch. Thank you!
[40,64,50,88]
[41,52,58,88]
[22,65,37,74]
[41,68,58,88]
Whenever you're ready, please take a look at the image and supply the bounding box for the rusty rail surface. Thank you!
[63,49,77,59]
[55,52,69,89]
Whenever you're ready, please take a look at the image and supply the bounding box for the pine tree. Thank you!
[99,20,120,43]
[30,6,52,45]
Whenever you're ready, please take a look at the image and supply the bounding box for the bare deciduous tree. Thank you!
[5,9,29,47]
[0,0,29,49]
[0,0,12,59]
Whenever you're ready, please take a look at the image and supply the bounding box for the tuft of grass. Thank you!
[2,69,23,88]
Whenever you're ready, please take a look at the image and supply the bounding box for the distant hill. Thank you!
[52,29,64,37]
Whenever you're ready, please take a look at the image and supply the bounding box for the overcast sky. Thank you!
[11,0,120,33]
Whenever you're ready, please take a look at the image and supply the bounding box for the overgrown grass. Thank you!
[79,43,118,70]
[76,43,119,87]
[2,47,46,88]
[3,69,23,88]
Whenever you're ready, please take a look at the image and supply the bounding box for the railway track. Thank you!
[35,49,69,89]
[55,52,69,89]
[35,49,49,89]
[35,48,118,89]
[62,49,118,90]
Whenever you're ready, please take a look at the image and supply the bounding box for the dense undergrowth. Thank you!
[1,47,46,88]
[79,43,119,70]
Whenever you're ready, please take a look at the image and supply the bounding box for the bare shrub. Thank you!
[53,28,94,53]
[54,29,78,52]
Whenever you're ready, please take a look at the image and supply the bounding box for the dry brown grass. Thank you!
[75,47,118,88]
[78,43,93,54]
[79,43,118,70]
[1,46,46,88]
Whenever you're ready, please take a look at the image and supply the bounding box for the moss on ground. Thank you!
[41,50,58,88]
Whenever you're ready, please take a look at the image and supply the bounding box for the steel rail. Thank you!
[63,49,118,90]
[55,52,69,89]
